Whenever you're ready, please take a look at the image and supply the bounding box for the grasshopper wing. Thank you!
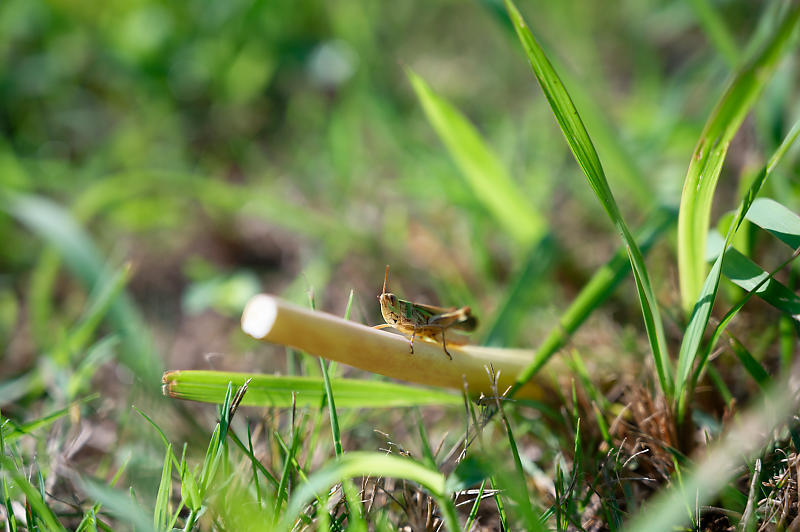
[428,306,478,332]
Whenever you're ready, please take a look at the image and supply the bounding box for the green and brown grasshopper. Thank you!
[375,265,477,359]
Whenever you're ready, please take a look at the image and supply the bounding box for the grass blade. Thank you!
[0,456,65,532]
[746,197,800,250]
[162,370,463,408]
[463,478,487,532]
[687,0,739,66]
[677,4,800,311]
[2,395,98,444]
[675,120,800,420]
[484,235,556,347]
[690,242,800,391]
[0,192,162,387]
[503,1,673,395]
[79,476,157,532]
[63,264,131,361]
[482,0,659,209]
[727,336,770,390]
[280,452,456,531]
[511,207,674,392]
[408,69,546,245]
[154,444,173,531]
[719,246,800,317]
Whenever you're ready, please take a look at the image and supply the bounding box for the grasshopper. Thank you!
[375,265,477,359]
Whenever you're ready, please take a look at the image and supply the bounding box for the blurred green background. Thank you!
[2,0,799,435]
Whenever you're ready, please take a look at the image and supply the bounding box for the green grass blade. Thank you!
[2,395,98,444]
[415,409,437,470]
[675,250,726,419]
[246,425,264,505]
[0,192,162,387]
[273,410,303,520]
[1,423,18,532]
[132,406,182,471]
[79,476,157,532]
[318,291,353,458]
[319,358,342,456]
[64,264,131,361]
[464,478,487,532]
[720,247,800,317]
[691,240,800,389]
[162,371,463,408]
[494,391,537,526]
[154,444,173,531]
[504,1,611,218]
[491,475,509,531]
[516,207,673,388]
[227,429,279,489]
[687,0,739,66]
[746,197,800,249]
[675,120,800,419]
[479,0,657,209]
[0,456,65,531]
[484,235,556,347]
[676,4,800,311]
[727,336,770,390]
[504,0,673,397]
[407,69,546,245]
[341,479,368,532]
[281,452,456,531]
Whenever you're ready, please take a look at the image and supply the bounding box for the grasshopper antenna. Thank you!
[382,265,390,296]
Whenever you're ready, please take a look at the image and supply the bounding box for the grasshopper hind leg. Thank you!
[440,327,452,360]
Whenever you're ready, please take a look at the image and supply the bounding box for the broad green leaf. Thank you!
[162,371,462,408]
[746,197,800,250]
[408,69,545,245]
[719,246,800,318]
[677,4,800,312]
[504,0,672,397]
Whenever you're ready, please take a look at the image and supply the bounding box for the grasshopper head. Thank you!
[378,265,399,320]
[378,292,398,308]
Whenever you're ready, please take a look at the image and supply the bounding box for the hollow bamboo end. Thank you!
[241,294,278,340]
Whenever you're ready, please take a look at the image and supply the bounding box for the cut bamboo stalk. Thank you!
[241,294,546,400]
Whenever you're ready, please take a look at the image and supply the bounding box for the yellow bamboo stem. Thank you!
[241,294,546,400]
